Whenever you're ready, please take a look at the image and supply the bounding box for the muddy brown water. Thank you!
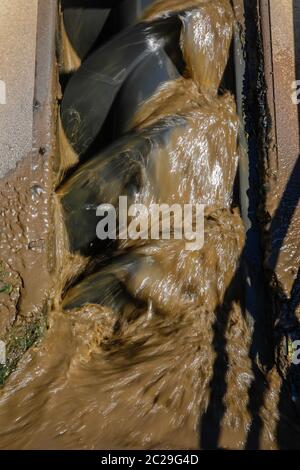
[0,0,299,450]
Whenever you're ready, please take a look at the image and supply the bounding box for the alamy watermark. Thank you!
[96,197,205,251]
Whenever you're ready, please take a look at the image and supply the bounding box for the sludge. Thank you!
[59,0,241,317]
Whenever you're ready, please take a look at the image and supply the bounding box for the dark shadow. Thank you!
[59,72,74,96]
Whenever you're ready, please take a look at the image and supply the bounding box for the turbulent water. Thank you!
[0,0,299,450]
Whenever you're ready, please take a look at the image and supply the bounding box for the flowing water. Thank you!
[0,0,299,450]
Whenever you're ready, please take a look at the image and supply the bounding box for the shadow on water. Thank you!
[200,0,300,449]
